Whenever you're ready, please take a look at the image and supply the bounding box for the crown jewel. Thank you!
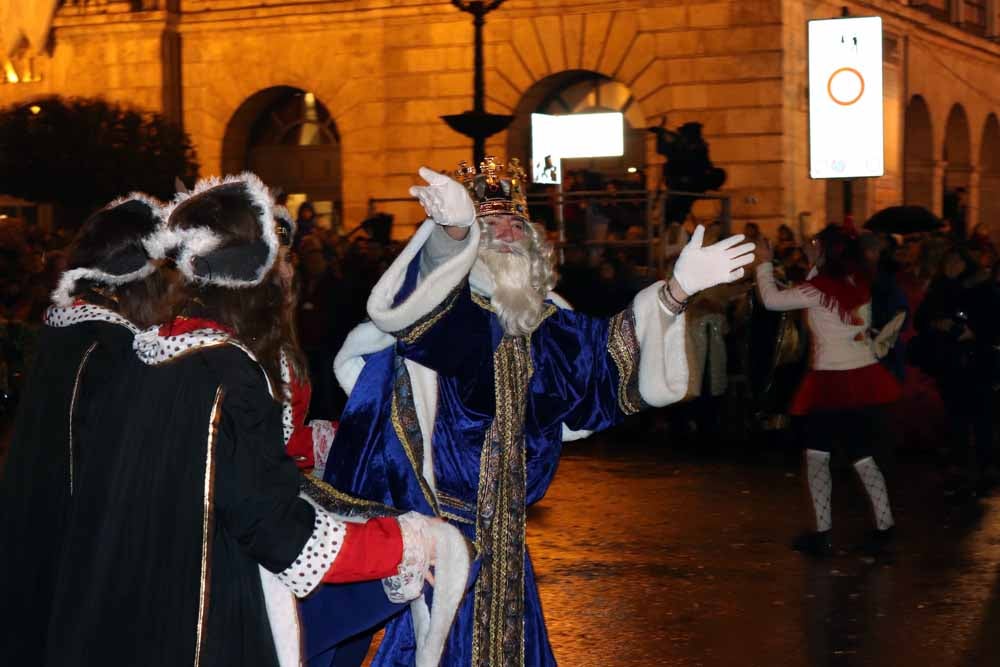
[454,156,528,221]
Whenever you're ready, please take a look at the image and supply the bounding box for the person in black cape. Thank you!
[40,174,466,667]
[0,193,170,665]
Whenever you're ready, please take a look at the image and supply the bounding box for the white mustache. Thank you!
[485,239,529,256]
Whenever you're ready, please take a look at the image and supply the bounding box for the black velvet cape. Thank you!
[0,319,137,665]
[41,343,316,667]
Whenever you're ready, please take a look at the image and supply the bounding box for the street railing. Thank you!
[366,189,732,277]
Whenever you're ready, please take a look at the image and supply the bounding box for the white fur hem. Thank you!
[409,520,470,667]
[260,568,302,667]
[367,219,480,334]
[633,281,690,407]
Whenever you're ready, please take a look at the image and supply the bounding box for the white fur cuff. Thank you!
[367,219,480,334]
[632,281,691,407]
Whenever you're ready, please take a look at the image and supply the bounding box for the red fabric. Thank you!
[285,367,315,470]
[323,517,404,583]
[806,273,871,325]
[789,363,901,415]
[158,316,234,337]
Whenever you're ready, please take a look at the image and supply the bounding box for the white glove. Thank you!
[673,225,756,296]
[383,512,439,603]
[872,311,906,359]
[409,166,476,228]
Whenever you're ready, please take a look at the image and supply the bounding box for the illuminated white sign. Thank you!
[808,16,884,179]
[530,112,624,184]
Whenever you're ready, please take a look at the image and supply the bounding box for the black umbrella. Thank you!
[863,205,943,234]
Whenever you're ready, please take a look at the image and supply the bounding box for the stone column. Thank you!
[932,160,946,216]
[903,160,942,214]
[968,165,981,231]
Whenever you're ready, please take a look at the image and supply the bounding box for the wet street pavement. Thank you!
[526,430,1000,666]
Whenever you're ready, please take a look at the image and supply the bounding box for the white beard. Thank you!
[477,245,546,337]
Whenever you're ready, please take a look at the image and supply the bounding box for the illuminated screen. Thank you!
[808,16,884,179]
[530,112,624,184]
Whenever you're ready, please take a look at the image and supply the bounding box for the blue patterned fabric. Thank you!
[302,265,629,667]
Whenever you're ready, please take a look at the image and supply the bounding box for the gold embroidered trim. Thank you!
[471,335,533,667]
[608,308,646,416]
[300,474,398,518]
[441,510,476,526]
[67,341,99,496]
[194,386,224,667]
[390,358,441,516]
[437,490,476,513]
[395,280,466,345]
[471,291,558,323]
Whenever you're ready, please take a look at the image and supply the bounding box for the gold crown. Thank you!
[454,156,528,221]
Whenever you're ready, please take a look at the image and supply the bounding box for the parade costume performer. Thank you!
[0,193,169,664]
[756,225,903,557]
[309,158,754,667]
[273,206,337,478]
[42,173,467,667]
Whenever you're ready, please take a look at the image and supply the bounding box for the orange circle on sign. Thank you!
[827,67,865,106]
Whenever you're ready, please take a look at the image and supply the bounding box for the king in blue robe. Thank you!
[302,159,751,666]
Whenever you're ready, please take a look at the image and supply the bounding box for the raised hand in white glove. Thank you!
[409,166,476,228]
[673,225,756,296]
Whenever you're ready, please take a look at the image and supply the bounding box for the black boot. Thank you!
[792,530,833,558]
[860,526,895,557]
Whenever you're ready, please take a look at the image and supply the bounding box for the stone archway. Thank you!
[903,95,934,211]
[506,70,647,185]
[943,104,972,235]
[978,113,1000,235]
[221,86,343,229]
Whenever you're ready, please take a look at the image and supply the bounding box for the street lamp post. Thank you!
[441,0,515,166]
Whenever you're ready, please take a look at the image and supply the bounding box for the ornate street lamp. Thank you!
[441,0,514,166]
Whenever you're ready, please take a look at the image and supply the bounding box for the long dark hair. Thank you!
[815,224,871,284]
[164,190,304,399]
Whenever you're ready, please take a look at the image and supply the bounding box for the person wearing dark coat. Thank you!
[37,174,467,667]
[0,193,170,664]
[915,248,1000,494]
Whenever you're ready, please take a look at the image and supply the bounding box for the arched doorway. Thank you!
[979,113,1000,237]
[943,104,972,235]
[903,95,934,211]
[222,86,342,231]
[507,71,647,186]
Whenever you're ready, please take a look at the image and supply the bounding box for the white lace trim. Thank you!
[44,303,138,333]
[275,504,347,598]
[383,511,431,604]
[310,419,336,480]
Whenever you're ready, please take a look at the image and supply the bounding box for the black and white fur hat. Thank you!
[151,172,279,288]
[51,193,165,307]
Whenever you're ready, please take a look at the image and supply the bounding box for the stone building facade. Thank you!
[2,0,1000,239]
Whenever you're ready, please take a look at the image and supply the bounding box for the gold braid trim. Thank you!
[67,341,99,496]
[395,280,466,345]
[390,356,441,515]
[608,308,646,416]
[471,335,533,667]
[194,386,224,667]
[299,475,399,518]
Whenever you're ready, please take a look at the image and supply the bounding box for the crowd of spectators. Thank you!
[5,184,1000,499]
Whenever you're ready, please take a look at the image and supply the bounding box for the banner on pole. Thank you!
[808,16,885,179]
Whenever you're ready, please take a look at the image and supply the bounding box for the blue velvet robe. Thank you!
[304,257,644,667]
